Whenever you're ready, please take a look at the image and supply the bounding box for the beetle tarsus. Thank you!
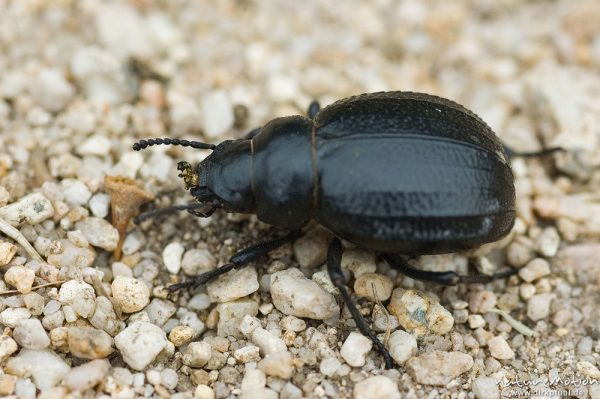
[383,253,517,286]
[168,230,302,291]
[504,145,565,158]
[327,239,395,370]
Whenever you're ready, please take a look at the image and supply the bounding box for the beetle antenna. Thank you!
[134,203,214,224]
[132,138,216,151]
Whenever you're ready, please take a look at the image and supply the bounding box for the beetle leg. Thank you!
[134,203,212,224]
[327,239,394,370]
[168,230,302,291]
[382,253,518,286]
[503,145,564,158]
[307,101,320,120]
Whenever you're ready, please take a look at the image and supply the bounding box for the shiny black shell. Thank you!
[312,91,515,254]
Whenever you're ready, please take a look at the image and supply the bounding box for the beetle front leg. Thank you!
[327,239,394,370]
[503,145,564,159]
[168,230,302,292]
[382,253,518,286]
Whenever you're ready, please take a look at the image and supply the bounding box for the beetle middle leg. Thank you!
[168,230,301,291]
[382,253,518,286]
[327,238,394,369]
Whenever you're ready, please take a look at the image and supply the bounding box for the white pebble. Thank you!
[216,299,259,338]
[353,375,400,399]
[162,242,185,274]
[271,268,339,320]
[0,335,18,362]
[0,192,54,226]
[188,293,212,311]
[518,258,551,283]
[182,341,212,367]
[341,332,372,367]
[239,315,261,337]
[13,319,50,350]
[0,307,31,328]
[77,135,112,156]
[61,179,92,207]
[472,376,500,399]
[0,241,17,266]
[342,248,376,277]
[488,336,515,360]
[89,193,110,218]
[75,217,119,251]
[181,248,216,276]
[145,298,177,326]
[31,69,75,112]
[258,351,294,379]
[111,276,150,313]
[292,230,329,268]
[207,267,259,303]
[200,90,234,138]
[67,326,113,359]
[160,368,178,389]
[388,330,417,365]
[195,384,215,399]
[320,357,341,377]
[114,322,168,371]
[5,349,70,389]
[234,345,261,363]
[406,351,474,386]
[4,265,35,294]
[354,273,394,301]
[527,293,555,321]
[58,280,96,318]
[67,230,89,248]
[388,289,454,336]
[252,327,287,355]
[62,359,110,391]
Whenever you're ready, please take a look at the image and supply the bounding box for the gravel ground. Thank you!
[1,1,600,398]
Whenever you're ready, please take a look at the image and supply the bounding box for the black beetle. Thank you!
[133,91,558,369]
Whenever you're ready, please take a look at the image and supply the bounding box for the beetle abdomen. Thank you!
[313,92,515,254]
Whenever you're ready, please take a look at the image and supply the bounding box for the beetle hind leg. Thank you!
[327,239,394,369]
[168,230,302,292]
[382,253,518,286]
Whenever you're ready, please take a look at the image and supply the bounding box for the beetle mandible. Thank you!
[133,91,555,369]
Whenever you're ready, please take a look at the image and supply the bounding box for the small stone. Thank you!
[388,330,417,365]
[195,384,215,399]
[4,265,35,293]
[13,319,50,349]
[77,135,111,156]
[280,315,306,332]
[577,361,600,379]
[111,276,150,313]
[48,239,96,269]
[472,376,500,399]
[161,368,178,389]
[388,289,454,336]
[183,341,212,368]
[112,261,132,277]
[188,293,212,311]
[0,242,17,266]
[75,217,119,251]
[67,326,113,359]
[252,327,287,355]
[239,315,261,337]
[320,357,342,377]
[536,227,560,257]
[341,248,377,277]
[168,325,196,346]
[488,336,514,360]
[89,296,124,336]
[468,315,486,329]
[353,375,400,399]
[145,298,177,326]
[162,242,184,274]
[527,293,554,321]
[181,248,216,276]
[62,359,110,391]
[340,332,372,367]
[0,192,54,226]
[0,374,17,396]
[61,179,92,207]
[372,304,400,332]
[15,378,36,398]
[89,193,110,218]
[0,186,8,207]
[0,307,31,328]
[0,335,18,362]
[207,266,259,303]
[114,322,168,370]
[5,349,70,389]
[234,345,261,363]
[518,258,551,283]
[216,299,259,338]
[271,268,339,320]
[469,290,498,314]
[67,229,89,247]
[58,280,96,318]
[32,69,75,112]
[354,273,394,301]
[23,292,45,316]
[200,90,234,138]
[519,283,536,300]
[406,351,474,386]
[293,229,330,268]
[258,351,294,379]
